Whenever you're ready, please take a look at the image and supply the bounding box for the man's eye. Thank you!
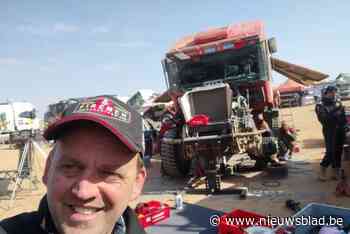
[61,164,74,168]
[99,171,123,183]
[59,164,80,176]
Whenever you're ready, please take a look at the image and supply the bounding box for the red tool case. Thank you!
[135,200,171,228]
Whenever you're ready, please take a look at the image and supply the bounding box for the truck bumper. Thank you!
[162,130,267,145]
[162,133,233,145]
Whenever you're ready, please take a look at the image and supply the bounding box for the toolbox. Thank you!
[135,200,171,228]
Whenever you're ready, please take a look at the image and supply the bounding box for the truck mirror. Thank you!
[268,37,277,54]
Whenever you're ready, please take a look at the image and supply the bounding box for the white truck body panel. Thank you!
[0,102,40,134]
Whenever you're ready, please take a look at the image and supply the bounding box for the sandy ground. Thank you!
[0,103,349,221]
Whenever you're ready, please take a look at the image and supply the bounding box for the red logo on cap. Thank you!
[90,97,115,117]
[73,96,131,123]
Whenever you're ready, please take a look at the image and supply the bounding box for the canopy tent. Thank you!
[276,79,306,93]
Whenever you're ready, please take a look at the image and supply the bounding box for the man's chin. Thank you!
[61,224,105,234]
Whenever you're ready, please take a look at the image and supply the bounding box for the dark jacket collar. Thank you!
[38,195,146,234]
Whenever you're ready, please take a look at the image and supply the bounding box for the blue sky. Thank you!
[1,0,349,116]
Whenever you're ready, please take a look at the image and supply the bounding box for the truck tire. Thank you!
[160,129,191,177]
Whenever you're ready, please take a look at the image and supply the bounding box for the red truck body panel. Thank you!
[169,21,265,53]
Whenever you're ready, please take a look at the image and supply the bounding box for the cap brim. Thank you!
[44,114,139,153]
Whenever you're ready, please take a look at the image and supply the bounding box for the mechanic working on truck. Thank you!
[0,95,147,234]
[253,113,281,165]
[315,86,346,181]
[254,113,270,134]
[277,121,297,161]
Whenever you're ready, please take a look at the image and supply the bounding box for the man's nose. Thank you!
[71,179,99,200]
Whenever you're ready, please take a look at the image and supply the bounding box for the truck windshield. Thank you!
[19,110,36,119]
[165,42,268,90]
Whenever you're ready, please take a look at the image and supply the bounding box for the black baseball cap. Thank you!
[44,95,143,153]
[324,85,337,94]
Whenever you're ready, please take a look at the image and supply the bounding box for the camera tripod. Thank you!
[9,136,47,208]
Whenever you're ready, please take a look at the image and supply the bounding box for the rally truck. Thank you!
[159,21,281,193]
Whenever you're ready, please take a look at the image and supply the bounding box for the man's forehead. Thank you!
[54,142,135,165]
[59,122,129,149]
[57,150,130,166]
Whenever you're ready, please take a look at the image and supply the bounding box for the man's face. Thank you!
[43,124,146,234]
[325,90,336,99]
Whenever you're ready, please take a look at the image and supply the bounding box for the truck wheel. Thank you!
[160,129,191,177]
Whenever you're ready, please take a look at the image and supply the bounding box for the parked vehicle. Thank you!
[300,89,316,106]
[277,80,314,107]
[159,21,281,192]
[336,73,350,100]
[0,102,40,143]
[280,92,301,107]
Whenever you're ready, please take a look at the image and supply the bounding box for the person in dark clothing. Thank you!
[159,91,185,138]
[143,119,156,168]
[0,96,147,234]
[315,86,346,181]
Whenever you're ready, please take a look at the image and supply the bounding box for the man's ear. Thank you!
[42,146,56,185]
[130,167,147,202]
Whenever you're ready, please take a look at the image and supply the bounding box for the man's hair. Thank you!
[136,153,144,171]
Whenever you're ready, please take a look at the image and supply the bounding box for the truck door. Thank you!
[12,102,37,132]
